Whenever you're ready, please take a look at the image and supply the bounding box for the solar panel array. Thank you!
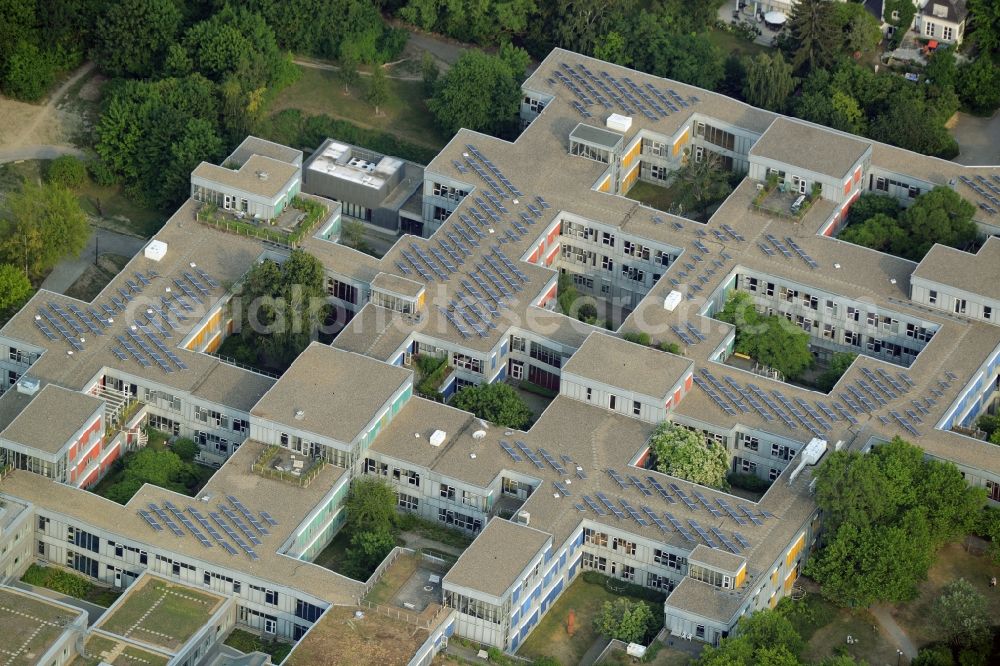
[958,174,1000,215]
[135,494,269,560]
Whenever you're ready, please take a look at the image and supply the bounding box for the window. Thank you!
[38,540,45,555]
[649,164,667,181]
[648,572,674,592]
[584,528,608,547]
[609,395,617,410]
[621,565,635,581]
[769,468,781,481]
[943,25,953,41]
[984,306,992,321]
[612,538,636,556]
[601,255,614,271]
[586,387,592,401]
[954,298,967,315]
[822,323,836,340]
[740,458,756,473]
[38,516,49,531]
[740,434,759,451]
[440,484,456,500]
[452,352,483,373]
[891,9,900,20]
[929,290,938,305]
[653,549,685,570]
[925,21,935,37]
[633,400,641,416]
[510,335,526,353]
[327,278,358,304]
[771,444,794,461]
[529,342,562,368]
[746,276,758,292]
[845,330,861,346]
[295,599,323,622]
[582,553,607,572]
[601,232,615,247]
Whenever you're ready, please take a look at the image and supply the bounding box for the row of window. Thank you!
[431,182,469,203]
[928,290,993,320]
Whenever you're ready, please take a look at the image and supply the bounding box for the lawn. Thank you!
[21,564,123,607]
[788,591,900,665]
[75,636,169,666]
[313,529,354,576]
[286,606,430,666]
[224,628,294,663]
[269,65,450,151]
[627,180,684,213]
[99,577,223,651]
[518,576,652,665]
[889,540,1000,649]
[365,552,421,606]
[705,27,769,59]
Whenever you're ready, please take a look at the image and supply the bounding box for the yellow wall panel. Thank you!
[673,127,691,156]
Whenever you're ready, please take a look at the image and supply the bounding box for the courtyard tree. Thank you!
[236,249,328,370]
[344,476,398,536]
[451,382,533,430]
[1,182,89,280]
[931,578,991,649]
[816,353,856,392]
[715,292,813,380]
[594,598,656,644]
[806,438,986,607]
[344,528,396,579]
[648,423,728,488]
[672,153,734,216]
[742,52,796,112]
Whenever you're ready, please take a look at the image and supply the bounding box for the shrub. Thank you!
[623,331,652,346]
[727,471,772,493]
[87,159,118,187]
[172,438,198,462]
[46,156,87,189]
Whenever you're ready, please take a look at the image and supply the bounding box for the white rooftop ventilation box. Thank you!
[429,430,447,447]
[607,113,632,133]
[144,240,167,262]
[663,290,683,311]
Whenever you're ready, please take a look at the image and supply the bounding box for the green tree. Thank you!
[594,598,655,644]
[896,186,977,259]
[957,56,1000,115]
[339,46,361,94]
[421,51,439,97]
[912,646,955,666]
[743,52,796,112]
[0,264,33,317]
[451,382,533,430]
[2,182,89,279]
[806,438,986,607]
[46,156,87,190]
[840,213,907,253]
[848,193,901,226]
[344,477,398,536]
[672,153,733,216]
[648,423,728,488]
[2,40,55,101]
[345,528,396,579]
[238,249,328,369]
[834,1,882,55]
[695,608,804,666]
[976,413,1000,438]
[967,0,1000,57]
[93,0,182,77]
[122,447,185,488]
[631,30,724,90]
[366,63,389,116]
[925,46,958,91]
[428,49,522,136]
[171,438,199,462]
[788,0,839,72]
[594,30,629,66]
[817,353,856,392]
[340,218,367,249]
[715,292,813,380]
[932,578,990,649]
[975,506,1000,564]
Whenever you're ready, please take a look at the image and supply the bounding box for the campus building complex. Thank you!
[1,48,999,663]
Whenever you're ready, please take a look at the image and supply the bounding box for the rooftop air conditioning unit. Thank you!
[16,376,40,396]
[607,113,632,133]
[663,290,683,312]
[516,511,530,526]
[144,240,167,262]
[429,430,447,447]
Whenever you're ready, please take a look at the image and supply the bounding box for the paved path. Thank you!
[579,637,610,666]
[40,226,146,295]
[12,581,108,627]
[871,605,918,660]
[949,110,1000,166]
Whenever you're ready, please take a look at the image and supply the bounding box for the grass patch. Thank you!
[99,578,222,651]
[891,541,1000,649]
[364,552,421,606]
[21,564,122,607]
[76,180,166,238]
[519,574,661,665]
[397,512,475,550]
[269,65,449,151]
[312,529,355,576]
[224,628,294,663]
[627,180,685,214]
[705,27,768,59]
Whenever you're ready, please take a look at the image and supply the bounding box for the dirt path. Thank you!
[4,61,95,150]
[41,225,145,295]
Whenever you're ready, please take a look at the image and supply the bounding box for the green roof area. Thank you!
[96,576,225,652]
[73,636,170,666]
[0,587,81,666]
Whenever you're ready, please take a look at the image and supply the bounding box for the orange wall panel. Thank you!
[672,127,691,156]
